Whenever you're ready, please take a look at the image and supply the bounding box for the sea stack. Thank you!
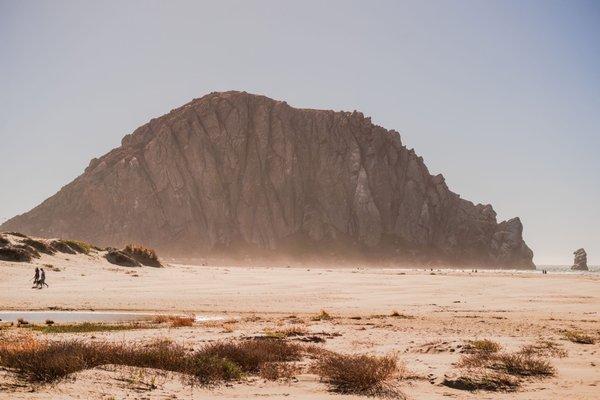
[571,248,588,271]
[0,91,535,268]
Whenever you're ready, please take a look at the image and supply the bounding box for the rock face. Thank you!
[0,91,534,268]
[571,248,588,271]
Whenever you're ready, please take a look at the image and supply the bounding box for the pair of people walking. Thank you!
[32,267,48,289]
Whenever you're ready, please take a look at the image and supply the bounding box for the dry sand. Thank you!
[1,251,599,399]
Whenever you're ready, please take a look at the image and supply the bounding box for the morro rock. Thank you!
[571,248,588,271]
[0,91,534,268]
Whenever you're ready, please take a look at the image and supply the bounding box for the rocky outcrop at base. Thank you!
[571,248,588,271]
[0,91,535,268]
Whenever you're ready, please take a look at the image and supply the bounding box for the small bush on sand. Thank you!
[0,246,33,262]
[123,244,162,267]
[259,362,300,381]
[465,339,502,354]
[314,353,402,396]
[23,238,55,255]
[493,353,555,376]
[152,315,195,327]
[520,339,567,358]
[44,320,54,326]
[200,339,303,374]
[264,326,308,338]
[390,311,414,319]
[459,351,555,377]
[0,235,10,247]
[564,330,595,344]
[59,240,92,254]
[170,316,194,328]
[311,310,333,321]
[442,371,519,392]
[6,232,29,238]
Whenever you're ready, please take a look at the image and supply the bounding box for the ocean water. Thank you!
[536,265,600,273]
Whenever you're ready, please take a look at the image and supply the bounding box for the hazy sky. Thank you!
[1,0,598,265]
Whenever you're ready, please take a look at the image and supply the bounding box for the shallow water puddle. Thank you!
[0,311,225,324]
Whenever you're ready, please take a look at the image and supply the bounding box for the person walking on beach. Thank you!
[31,267,40,288]
[38,268,48,288]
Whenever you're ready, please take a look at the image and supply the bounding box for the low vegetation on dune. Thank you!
[563,330,595,344]
[30,322,142,334]
[123,244,162,267]
[519,339,567,358]
[0,337,306,385]
[314,352,403,396]
[442,371,519,392]
[464,339,502,354]
[58,240,92,254]
[152,315,195,327]
[311,310,333,321]
[0,246,33,262]
[22,238,56,255]
[447,339,556,392]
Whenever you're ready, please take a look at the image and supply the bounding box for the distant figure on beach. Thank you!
[31,267,40,288]
[38,268,48,288]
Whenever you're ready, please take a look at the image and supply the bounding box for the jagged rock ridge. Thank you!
[1,91,534,268]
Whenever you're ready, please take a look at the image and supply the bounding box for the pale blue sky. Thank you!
[1,0,598,265]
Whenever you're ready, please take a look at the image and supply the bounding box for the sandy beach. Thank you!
[1,252,598,399]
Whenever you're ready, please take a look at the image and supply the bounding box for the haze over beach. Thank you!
[1,1,599,399]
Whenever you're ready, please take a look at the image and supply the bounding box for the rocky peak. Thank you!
[572,248,588,271]
[0,91,535,268]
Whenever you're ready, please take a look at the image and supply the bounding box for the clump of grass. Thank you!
[564,330,595,344]
[264,326,308,338]
[22,238,55,255]
[442,371,519,392]
[259,362,300,381]
[30,322,140,334]
[59,240,92,254]
[152,315,195,327]
[123,244,162,267]
[493,353,555,377]
[520,339,567,358]
[170,316,194,328]
[390,311,414,319]
[6,232,29,238]
[0,247,33,262]
[200,339,303,373]
[465,339,502,354]
[314,352,402,396]
[311,310,333,321]
[0,338,242,384]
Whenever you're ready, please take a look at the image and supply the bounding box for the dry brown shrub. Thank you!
[442,371,519,392]
[259,362,300,381]
[311,310,333,321]
[123,244,162,267]
[563,330,595,344]
[199,339,302,374]
[314,352,403,396]
[464,339,501,354]
[520,339,567,358]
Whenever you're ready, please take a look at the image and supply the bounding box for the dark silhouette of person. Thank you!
[39,268,48,288]
[32,267,40,288]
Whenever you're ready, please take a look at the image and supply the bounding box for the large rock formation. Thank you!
[1,91,534,268]
[571,248,588,271]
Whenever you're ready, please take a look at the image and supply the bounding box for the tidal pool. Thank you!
[0,311,224,324]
